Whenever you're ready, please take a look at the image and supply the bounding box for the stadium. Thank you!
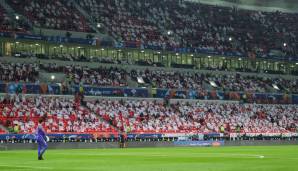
[0,0,298,170]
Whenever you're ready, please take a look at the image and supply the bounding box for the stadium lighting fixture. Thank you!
[228,37,232,41]
[209,81,218,87]
[167,30,172,35]
[137,77,145,84]
[283,43,287,47]
[51,75,55,80]
[272,84,280,90]
[15,15,19,20]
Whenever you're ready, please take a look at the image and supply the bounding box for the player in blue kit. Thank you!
[36,117,48,160]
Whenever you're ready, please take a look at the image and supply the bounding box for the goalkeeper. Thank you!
[36,117,48,160]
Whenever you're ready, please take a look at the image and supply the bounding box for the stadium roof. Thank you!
[188,0,298,13]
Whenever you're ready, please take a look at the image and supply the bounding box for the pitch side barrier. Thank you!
[0,132,297,143]
[0,132,298,150]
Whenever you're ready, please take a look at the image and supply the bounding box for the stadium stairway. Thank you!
[127,76,139,89]
[202,80,214,91]
[0,124,8,134]
[71,0,115,43]
[84,102,121,133]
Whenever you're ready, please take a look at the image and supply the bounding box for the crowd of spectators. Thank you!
[130,69,298,93]
[0,128,5,133]
[0,95,297,134]
[64,65,128,87]
[131,69,204,90]
[205,74,270,92]
[271,78,298,93]
[87,99,298,134]
[0,5,12,32]
[0,95,115,133]
[8,0,93,32]
[0,4,29,33]
[40,63,129,87]
[1,0,297,59]
[78,0,298,58]
[1,61,298,93]
[0,62,39,83]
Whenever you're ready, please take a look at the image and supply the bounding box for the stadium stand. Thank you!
[0,5,11,32]
[1,60,298,93]
[40,63,129,87]
[0,128,6,133]
[0,62,39,83]
[0,95,116,134]
[0,95,296,135]
[87,99,297,134]
[63,65,128,87]
[0,4,29,33]
[131,68,298,93]
[130,69,204,89]
[8,0,93,32]
[78,0,298,58]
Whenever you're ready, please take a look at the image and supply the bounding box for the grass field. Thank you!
[0,146,298,171]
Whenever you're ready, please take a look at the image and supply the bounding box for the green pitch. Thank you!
[0,146,298,171]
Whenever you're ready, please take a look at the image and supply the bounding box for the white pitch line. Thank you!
[54,152,264,159]
[0,164,53,170]
[186,152,265,158]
